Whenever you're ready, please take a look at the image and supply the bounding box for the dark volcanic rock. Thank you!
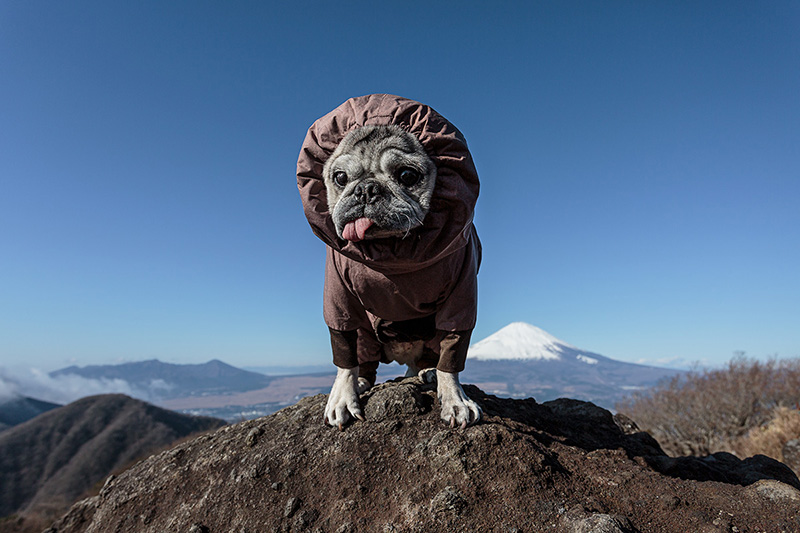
[47,378,800,533]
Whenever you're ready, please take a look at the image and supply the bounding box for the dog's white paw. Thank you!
[324,367,365,430]
[436,370,481,429]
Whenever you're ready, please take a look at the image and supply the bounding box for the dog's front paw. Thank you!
[436,370,481,429]
[324,367,365,430]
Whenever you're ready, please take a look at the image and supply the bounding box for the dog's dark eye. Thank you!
[333,171,348,187]
[396,167,421,187]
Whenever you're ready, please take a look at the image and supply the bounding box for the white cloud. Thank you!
[633,356,710,371]
[0,366,158,405]
[0,375,19,402]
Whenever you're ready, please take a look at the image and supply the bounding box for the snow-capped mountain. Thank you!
[468,322,608,366]
[461,322,681,408]
[469,322,580,361]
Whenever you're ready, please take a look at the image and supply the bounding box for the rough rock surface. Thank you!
[47,378,800,532]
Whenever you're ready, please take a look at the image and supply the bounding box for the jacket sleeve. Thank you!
[436,330,472,374]
[329,328,359,369]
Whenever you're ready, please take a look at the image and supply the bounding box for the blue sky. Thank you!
[1,1,798,372]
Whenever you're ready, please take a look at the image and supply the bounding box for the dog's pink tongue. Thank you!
[342,217,374,242]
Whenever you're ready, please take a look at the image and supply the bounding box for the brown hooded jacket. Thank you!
[297,94,481,379]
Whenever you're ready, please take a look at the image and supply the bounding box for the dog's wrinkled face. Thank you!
[323,125,436,242]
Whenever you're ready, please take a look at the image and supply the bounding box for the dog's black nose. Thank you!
[354,181,382,204]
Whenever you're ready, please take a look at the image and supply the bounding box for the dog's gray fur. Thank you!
[322,125,437,241]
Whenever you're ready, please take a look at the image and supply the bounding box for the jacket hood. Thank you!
[297,94,480,273]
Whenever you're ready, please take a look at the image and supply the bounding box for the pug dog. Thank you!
[323,125,436,244]
[296,94,482,431]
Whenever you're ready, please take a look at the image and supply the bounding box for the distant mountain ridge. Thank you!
[462,322,681,407]
[0,394,224,521]
[50,359,273,400]
[40,323,680,417]
[0,396,61,432]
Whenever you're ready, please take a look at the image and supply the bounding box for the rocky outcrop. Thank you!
[47,379,800,532]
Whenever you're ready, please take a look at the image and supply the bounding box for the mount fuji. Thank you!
[460,322,681,408]
[469,322,593,362]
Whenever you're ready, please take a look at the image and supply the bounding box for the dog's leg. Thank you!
[435,370,481,429]
[356,377,372,394]
[324,367,365,430]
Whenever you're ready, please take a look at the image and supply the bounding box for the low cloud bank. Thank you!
[0,366,160,405]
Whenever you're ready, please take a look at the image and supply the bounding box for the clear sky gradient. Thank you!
[1,1,798,371]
